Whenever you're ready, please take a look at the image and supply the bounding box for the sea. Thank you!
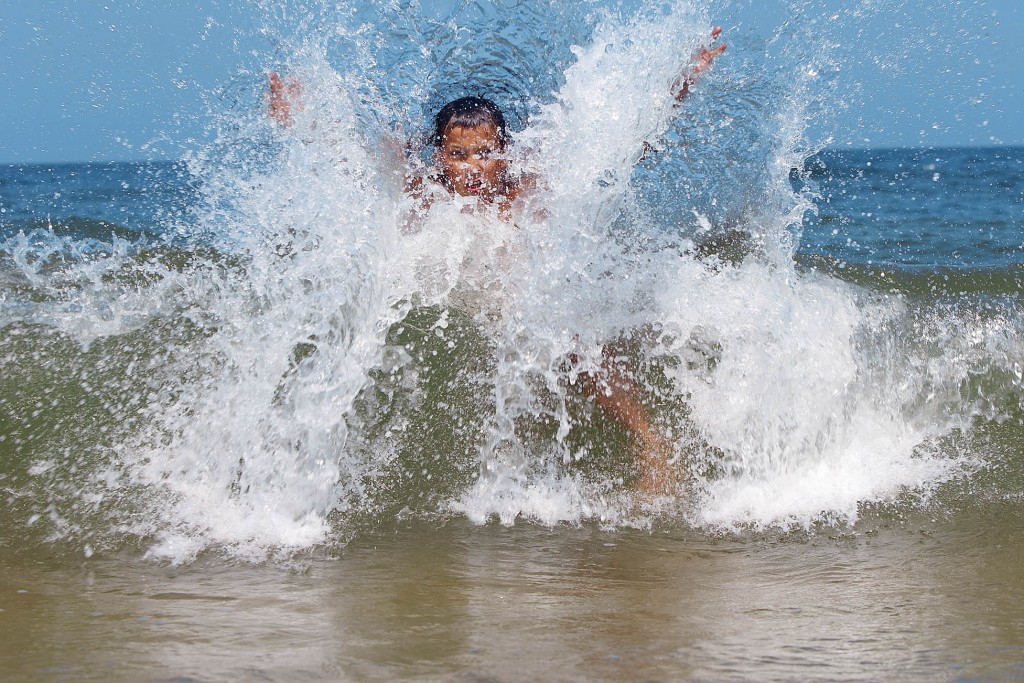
[1,1,1022,681]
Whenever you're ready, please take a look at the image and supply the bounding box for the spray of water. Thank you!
[2,0,1020,563]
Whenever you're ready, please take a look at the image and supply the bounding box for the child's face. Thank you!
[437,123,507,200]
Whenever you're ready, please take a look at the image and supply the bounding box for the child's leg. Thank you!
[577,347,677,495]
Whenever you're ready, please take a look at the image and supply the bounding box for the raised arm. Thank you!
[673,26,726,103]
[637,27,726,160]
[267,72,303,126]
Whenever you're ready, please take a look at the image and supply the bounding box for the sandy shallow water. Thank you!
[2,510,1022,682]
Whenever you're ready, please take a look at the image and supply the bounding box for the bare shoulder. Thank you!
[405,171,447,201]
[404,172,425,196]
[507,171,540,201]
[519,172,539,192]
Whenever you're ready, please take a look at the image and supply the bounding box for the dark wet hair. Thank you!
[431,96,508,149]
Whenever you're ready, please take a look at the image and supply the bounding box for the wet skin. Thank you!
[436,123,510,201]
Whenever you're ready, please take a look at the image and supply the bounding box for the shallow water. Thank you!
[3,515,1023,682]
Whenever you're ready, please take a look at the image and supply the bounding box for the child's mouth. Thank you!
[465,179,483,194]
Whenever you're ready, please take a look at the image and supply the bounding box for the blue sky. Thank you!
[2,0,1022,163]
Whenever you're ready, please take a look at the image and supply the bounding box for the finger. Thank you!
[702,43,727,57]
[710,26,722,40]
[700,43,727,63]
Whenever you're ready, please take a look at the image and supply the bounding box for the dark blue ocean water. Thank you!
[0,161,196,239]
[800,146,1024,273]
[4,146,1021,276]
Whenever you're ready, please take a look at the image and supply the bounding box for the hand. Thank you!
[674,26,727,102]
[268,72,303,126]
[694,26,727,78]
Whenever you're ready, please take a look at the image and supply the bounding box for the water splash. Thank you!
[1,0,1020,563]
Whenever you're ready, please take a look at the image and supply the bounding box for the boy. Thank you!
[268,29,725,494]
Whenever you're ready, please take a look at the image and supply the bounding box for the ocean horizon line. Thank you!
[3,142,1023,168]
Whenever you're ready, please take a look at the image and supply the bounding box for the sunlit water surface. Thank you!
[2,515,1023,681]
